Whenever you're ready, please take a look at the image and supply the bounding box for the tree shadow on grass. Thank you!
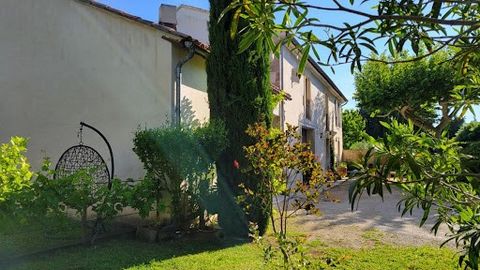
[6,233,250,270]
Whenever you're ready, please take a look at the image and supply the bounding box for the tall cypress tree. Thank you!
[207,0,273,236]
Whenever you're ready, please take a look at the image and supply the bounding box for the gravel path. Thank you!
[292,181,453,248]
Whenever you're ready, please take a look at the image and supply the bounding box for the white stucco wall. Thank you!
[328,96,343,163]
[0,0,175,180]
[280,47,344,169]
[172,47,210,126]
[176,5,209,45]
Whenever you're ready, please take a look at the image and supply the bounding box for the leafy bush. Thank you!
[0,138,129,239]
[342,109,367,149]
[128,175,166,222]
[456,122,480,176]
[0,137,33,203]
[244,123,327,269]
[462,142,480,174]
[4,158,128,237]
[350,120,480,269]
[457,122,480,142]
[133,121,227,229]
[349,140,374,150]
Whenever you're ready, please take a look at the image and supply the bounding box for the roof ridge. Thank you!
[75,0,209,52]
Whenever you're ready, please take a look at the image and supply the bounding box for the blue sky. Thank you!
[98,0,477,122]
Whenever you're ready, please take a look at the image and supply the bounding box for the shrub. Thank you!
[244,123,327,269]
[350,140,373,150]
[456,122,480,176]
[0,137,33,203]
[128,174,167,223]
[133,121,227,230]
[2,156,129,240]
[343,109,367,149]
[461,142,480,173]
[350,120,480,269]
[38,166,128,232]
[456,122,480,142]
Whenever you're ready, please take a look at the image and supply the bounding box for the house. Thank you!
[0,0,346,181]
[160,4,348,169]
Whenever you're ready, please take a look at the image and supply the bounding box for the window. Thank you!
[270,56,280,89]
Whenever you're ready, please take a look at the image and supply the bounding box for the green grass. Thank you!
[0,216,84,260]
[310,244,460,270]
[360,228,386,245]
[6,236,460,270]
[1,213,462,270]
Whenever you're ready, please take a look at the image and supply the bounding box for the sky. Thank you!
[98,0,477,122]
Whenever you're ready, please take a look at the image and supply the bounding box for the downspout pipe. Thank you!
[174,39,195,126]
[280,46,285,131]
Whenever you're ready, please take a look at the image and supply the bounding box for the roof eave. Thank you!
[75,0,210,55]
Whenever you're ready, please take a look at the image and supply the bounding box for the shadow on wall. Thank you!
[180,96,200,128]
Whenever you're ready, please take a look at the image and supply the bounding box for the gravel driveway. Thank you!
[292,181,453,248]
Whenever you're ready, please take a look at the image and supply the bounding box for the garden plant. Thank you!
[244,123,328,269]
[133,121,227,231]
[349,120,480,269]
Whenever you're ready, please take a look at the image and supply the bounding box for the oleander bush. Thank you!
[456,122,480,177]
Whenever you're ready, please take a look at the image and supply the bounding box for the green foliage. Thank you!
[128,175,166,221]
[349,141,373,150]
[1,157,129,238]
[133,121,227,229]
[342,109,366,149]
[456,122,480,177]
[354,51,467,136]
[208,0,274,236]
[43,168,127,224]
[253,230,311,270]
[461,142,480,176]
[349,120,480,269]
[244,123,327,268]
[225,0,480,74]
[457,122,480,142]
[0,137,33,203]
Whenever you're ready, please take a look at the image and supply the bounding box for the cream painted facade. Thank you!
[0,0,208,179]
[167,5,347,168]
[1,0,344,184]
[275,47,345,168]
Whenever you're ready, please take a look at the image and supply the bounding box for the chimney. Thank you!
[159,4,177,29]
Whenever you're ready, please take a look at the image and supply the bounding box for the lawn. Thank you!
[0,216,84,261]
[1,212,461,269]
[5,235,460,270]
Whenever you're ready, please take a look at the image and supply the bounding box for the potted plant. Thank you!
[337,162,348,179]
